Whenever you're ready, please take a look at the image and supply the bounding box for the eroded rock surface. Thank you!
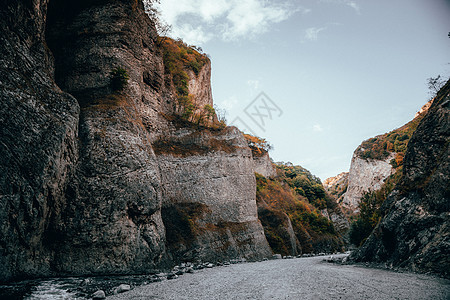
[342,154,395,212]
[0,0,271,281]
[0,0,79,281]
[253,152,276,178]
[323,172,348,203]
[156,126,271,263]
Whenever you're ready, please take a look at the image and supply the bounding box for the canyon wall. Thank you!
[338,99,432,214]
[0,0,80,280]
[0,0,271,282]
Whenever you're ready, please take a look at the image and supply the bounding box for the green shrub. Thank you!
[349,218,373,246]
[349,169,403,246]
[111,67,129,91]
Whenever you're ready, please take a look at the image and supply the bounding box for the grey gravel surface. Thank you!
[107,255,450,300]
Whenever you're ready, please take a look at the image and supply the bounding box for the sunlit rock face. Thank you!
[342,153,395,212]
[350,81,450,279]
[156,126,272,263]
[323,172,348,203]
[253,152,277,178]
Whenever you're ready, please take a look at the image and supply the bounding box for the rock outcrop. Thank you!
[350,80,450,278]
[253,152,276,178]
[187,61,213,110]
[320,204,349,236]
[341,153,395,212]
[0,0,271,282]
[0,0,80,281]
[156,126,271,263]
[323,172,348,204]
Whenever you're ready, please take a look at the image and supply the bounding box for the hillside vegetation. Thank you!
[256,163,344,255]
[160,38,223,128]
[356,104,429,167]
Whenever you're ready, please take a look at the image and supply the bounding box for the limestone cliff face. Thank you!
[342,153,395,212]
[43,0,170,276]
[320,206,350,236]
[187,61,213,109]
[323,172,348,203]
[350,80,450,278]
[155,127,272,262]
[253,152,277,178]
[341,100,433,214]
[321,174,350,234]
[0,0,270,282]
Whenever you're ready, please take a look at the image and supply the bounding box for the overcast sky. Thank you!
[155,0,450,180]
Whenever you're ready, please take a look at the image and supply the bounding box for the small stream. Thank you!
[0,275,156,299]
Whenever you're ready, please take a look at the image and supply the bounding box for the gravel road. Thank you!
[108,255,449,300]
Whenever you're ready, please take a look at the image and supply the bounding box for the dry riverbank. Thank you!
[108,255,450,300]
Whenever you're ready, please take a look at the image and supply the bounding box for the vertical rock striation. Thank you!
[0,0,79,281]
[44,0,169,275]
[156,127,271,263]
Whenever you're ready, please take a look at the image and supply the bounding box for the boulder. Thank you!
[92,290,106,300]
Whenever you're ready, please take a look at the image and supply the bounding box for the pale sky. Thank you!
[155,0,450,180]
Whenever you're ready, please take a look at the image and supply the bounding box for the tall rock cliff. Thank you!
[340,100,432,213]
[350,80,450,278]
[0,0,271,282]
[0,0,80,280]
[155,127,271,263]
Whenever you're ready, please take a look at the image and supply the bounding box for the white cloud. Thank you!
[198,0,230,22]
[172,24,213,45]
[346,1,361,14]
[155,0,302,44]
[304,27,326,41]
[313,124,323,132]
[223,0,294,40]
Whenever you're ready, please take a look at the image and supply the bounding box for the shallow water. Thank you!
[24,279,80,299]
[0,275,153,300]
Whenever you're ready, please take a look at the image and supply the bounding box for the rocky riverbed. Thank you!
[1,254,448,299]
[108,254,449,300]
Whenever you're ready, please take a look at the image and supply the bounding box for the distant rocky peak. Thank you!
[323,172,349,190]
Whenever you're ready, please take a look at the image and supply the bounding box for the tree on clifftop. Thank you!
[143,0,172,37]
